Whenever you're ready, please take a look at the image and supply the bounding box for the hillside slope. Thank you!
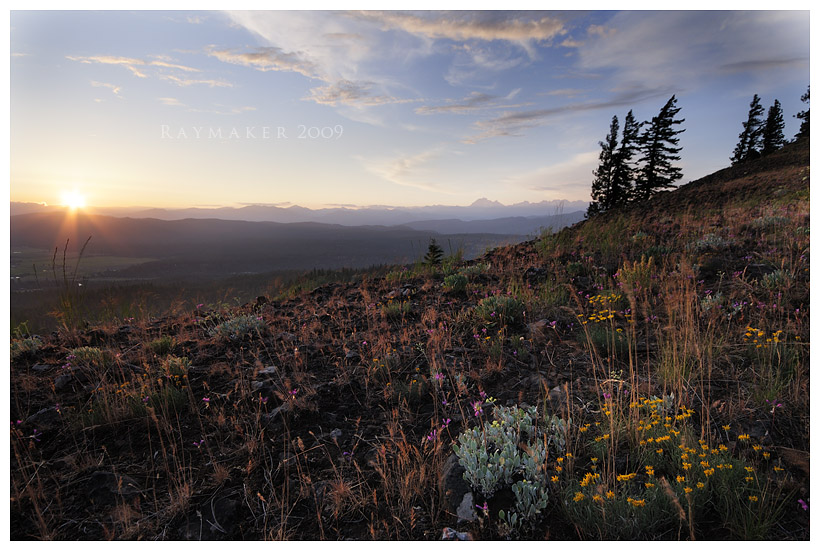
[10,139,810,541]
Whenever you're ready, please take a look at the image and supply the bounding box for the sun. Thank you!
[61,190,87,210]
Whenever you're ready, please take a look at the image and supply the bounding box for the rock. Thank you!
[180,495,240,540]
[548,384,567,413]
[524,266,549,283]
[455,492,477,523]
[54,374,73,391]
[25,406,62,431]
[440,454,472,521]
[87,471,141,506]
[344,350,361,362]
[256,366,278,378]
[441,527,473,540]
[329,428,343,440]
[31,364,52,373]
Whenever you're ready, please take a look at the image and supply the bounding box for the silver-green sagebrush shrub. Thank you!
[208,314,266,340]
[10,336,43,362]
[453,405,567,531]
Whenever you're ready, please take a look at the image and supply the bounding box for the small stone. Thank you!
[257,366,278,377]
[25,406,61,431]
[441,527,473,541]
[54,374,73,391]
[31,364,51,373]
[455,492,477,523]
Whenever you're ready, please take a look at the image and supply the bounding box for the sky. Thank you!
[8,7,811,209]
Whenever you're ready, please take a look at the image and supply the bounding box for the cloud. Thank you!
[575,11,809,92]
[206,46,318,78]
[157,97,255,115]
[67,54,214,85]
[159,74,232,88]
[352,11,567,57]
[304,80,416,107]
[464,87,670,143]
[719,57,808,74]
[416,90,529,115]
[90,81,122,96]
[502,150,600,201]
[360,148,450,192]
[158,97,186,107]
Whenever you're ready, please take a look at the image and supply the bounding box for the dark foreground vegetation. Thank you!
[9,139,810,540]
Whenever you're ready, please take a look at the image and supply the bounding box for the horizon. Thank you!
[9,9,810,210]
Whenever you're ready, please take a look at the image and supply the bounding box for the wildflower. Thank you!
[697,482,705,489]
[738,434,750,441]
[606,490,615,499]
[798,499,808,511]
[676,475,686,483]
[627,497,646,508]
[573,492,585,502]
[748,495,759,503]
[592,494,604,503]
[551,475,559,483]
[684,487,693,494]
[476,501,489,513]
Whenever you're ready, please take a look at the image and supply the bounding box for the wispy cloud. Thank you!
[575,11,809,92]
[719,57,808,74]
[157,96,254,115]
[502,150,600,201]
[159,74,232,88]
[206,46,318,78]
[416,90,529,115]
[464,87,670,143]
[90,81,122,96]
[304,80,415,107]
[360,148,451,192]
[352,11,567,57]
[67,53,217,88]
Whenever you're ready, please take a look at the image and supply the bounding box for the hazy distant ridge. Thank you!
[11,198,588,230]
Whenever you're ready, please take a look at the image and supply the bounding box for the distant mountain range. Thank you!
[10,198,587,235]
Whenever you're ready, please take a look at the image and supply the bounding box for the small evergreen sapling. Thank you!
[424,238,444,266]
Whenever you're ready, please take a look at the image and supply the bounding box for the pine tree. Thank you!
[587,115,619,217]
[611,109,641,205]
[795,86,809,139]
[730,94,765,164]
[761,99,786,156]
[634,95,685,202]
[423,238,444,266]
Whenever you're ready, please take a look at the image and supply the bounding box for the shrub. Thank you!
[10,336,43,362]
[453,405,567,533]
[71,346,113,368]
[459,263,490,278]
[381,299,412,320]
[760,269,792,290]
[690,233,731,253]
[443,273,468,294]
[209,314,265,340]
[475,295,525,328]
[148,335,176,356]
